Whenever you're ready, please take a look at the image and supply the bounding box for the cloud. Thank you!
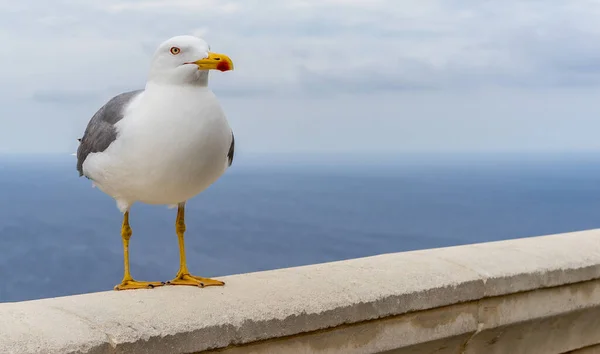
[3,0,600,97]
[31,90,103,104]
[106,0,241,14]
[3,0,600,154]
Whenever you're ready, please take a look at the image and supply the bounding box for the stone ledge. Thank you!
[213,278,600,354]
[1,229,600,354]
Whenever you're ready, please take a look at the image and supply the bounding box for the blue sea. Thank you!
[1,153,600,302]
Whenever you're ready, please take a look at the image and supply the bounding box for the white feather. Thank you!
[83,83,231,212]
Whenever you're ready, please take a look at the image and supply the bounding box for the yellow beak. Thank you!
[194,52,234,72]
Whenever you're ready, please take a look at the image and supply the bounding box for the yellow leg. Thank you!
[114,211,164,291]
[167,203,225,288]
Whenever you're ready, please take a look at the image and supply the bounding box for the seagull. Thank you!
[76,35,235,291]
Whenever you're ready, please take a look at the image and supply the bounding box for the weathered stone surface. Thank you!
[425,229,600,297]
[209,303,479,354]
[571,344,600,354]
[1,229,600,353]
[465,279,600,354]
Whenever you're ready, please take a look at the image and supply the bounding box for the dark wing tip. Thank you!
[227,132,235,167]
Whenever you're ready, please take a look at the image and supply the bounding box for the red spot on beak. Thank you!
[217,61,231,72]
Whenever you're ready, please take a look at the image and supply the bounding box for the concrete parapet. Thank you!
[2,229,600,353]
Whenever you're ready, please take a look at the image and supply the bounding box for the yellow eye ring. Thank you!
[170,47,181,55]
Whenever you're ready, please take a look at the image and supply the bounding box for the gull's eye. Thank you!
[170,47,181,55]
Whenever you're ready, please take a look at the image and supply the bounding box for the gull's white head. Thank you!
[148,35,233,85]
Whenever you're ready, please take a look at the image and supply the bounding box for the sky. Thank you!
[2,0,600,157]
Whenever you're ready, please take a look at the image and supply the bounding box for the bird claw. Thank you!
[114,279,165,290]
[166,273,224,287]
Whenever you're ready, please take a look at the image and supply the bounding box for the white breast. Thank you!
[83,83,232,209]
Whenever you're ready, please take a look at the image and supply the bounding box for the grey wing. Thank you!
[227,131,235,167]
[76,90,143,177]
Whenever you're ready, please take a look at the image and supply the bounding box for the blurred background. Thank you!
[2,1,600,301]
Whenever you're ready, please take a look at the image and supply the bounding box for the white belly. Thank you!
[83,85,231,210]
